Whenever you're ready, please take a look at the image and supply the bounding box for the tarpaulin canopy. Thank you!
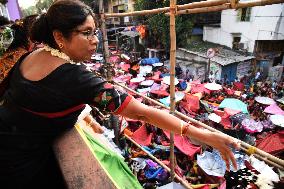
[219,98,248,114]
[83,131,142,189]
[163,130,201,158]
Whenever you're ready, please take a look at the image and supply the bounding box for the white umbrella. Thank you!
[197,151,226,177]
[270,115,284,127]
[277,97,284,105]
[204,82,222,91]
[157,182,186,189]
[130,77,145,83]
[255,96,276,105]
[208,113,221,123]
[140,80,154,86]
[152,62,163,67]
[162,76,179,85]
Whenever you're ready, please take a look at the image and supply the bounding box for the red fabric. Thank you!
[256,130,284,156]
[233,82,245,91]
[114,95,132,114]
[180,94,200,112]
[132,125,153,146]
[214,110,232,129]
[163,130,201,158]
[224,88,235,95]
[190,84,211,94]
[23,104,85,118]
[150,90,169,96]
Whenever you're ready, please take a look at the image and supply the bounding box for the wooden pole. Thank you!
[174,3,231,15]
[105,0,284,18]
[124,134,193,189]
[169,0,177,182]
[105,0,229,17]
[112,81,284,169]
[99,0,112,81]
[237,0,284,8]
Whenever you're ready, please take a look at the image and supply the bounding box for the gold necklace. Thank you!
[43,45,78,65]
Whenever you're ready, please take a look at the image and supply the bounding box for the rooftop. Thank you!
[180,41,255,66]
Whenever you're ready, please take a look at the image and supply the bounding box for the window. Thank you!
[232,36,241,50]
[237,8,251,22]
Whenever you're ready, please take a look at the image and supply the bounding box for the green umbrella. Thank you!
[219,98,249,114]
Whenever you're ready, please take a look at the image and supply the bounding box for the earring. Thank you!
[59,43,64,49]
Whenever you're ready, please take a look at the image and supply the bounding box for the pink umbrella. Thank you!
[264,103,284,115]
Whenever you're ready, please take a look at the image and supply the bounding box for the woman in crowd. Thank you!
[0,15,37,82]
[0,1,239,188]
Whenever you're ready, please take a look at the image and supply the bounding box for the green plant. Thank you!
[134,0,194,53]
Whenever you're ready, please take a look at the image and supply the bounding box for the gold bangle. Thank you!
[180,121,184,136]
[182,124,190,136]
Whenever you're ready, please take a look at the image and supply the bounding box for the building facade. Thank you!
[203,3,284,79]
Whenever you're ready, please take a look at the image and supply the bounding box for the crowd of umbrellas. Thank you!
[89,54,284,189]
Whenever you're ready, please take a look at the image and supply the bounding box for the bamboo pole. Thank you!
[99,0,112,81]
[105,0,229,17]
[104,0,284,18]
[237,0,284,8]
[174,3,231,15]
[112,81,284,170]
[169,0,177,182]
[124,134,193,189]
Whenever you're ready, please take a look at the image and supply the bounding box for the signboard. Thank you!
[206,48,215,59]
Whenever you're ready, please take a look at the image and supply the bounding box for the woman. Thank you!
[0,15,37,82]
[0,0,239,188]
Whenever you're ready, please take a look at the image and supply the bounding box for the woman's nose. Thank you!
[90,35,99,44]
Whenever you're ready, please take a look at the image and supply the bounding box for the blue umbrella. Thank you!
[219,98,249,114]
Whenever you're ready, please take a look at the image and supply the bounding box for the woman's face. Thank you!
[63,15,99,62]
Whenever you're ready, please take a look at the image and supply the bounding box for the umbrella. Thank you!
[157,182,186,189]
[264,103,284,115]
[159,91,185,107]
[255,96,276,105]
[208,113,221,123]
[152,62,163,67]
[241,118,263,133]
[204,82,222,91]
[197,151,226,177]
[130,77,145,83]
[270,115,284,127]
[162,76,179,85]
[139,65,153,76]
[140,80,154,86]
[219,98,248,114]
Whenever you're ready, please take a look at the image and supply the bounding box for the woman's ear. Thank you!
[53,30,65,49]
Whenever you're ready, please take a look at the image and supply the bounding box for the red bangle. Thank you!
[182,124,190,136]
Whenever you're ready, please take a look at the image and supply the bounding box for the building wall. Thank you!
[203,4,284,53]
[0,3,9,19]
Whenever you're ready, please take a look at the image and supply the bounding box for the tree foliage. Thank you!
[134,0,194,52]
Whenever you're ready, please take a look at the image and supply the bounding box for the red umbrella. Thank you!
[256,130,284,156]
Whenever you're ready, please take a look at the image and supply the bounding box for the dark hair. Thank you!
[31,0,95,49]
[7,15,38,51]
[0,16,9,26]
